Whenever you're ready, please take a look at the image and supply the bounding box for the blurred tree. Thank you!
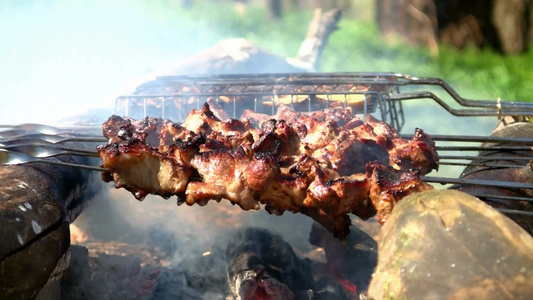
[290,0,352,12]
[376,0,439,55]
[436,0,498,50]
[267,0,283,19]
[491,0,528,54]
[376,0,532,54]
[530,3,533,44]
[182,0,193,9]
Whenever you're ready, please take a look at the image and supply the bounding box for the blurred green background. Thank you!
[0,0,531,124]
[149,0,533,102]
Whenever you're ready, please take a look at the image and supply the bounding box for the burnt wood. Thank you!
[225,227,314,300]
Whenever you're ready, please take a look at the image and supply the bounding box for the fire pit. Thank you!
[1,72,533,299]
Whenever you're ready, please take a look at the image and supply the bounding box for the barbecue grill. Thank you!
[2,72,532,219]
[2,72,533,299]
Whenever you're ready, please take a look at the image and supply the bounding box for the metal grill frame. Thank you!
[114,72,533,132]
[115,73,407,129]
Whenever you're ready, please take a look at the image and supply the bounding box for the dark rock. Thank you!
[0,159,97,300]
[451,122,533,234]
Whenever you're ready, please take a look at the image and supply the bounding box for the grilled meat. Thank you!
[368,163,433,224]
[98,103,438,238]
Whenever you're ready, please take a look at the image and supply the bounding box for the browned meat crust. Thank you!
[98,103,438,238]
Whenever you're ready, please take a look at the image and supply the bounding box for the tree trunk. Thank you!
[376,0,532,54]
[267,0,283,20]
[529,2,533,44]
[295,8,342,70]
[376,0,439,55]
[492,0,528,54]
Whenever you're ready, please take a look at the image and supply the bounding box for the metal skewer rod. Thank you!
[421,176,533,189]
[1,149,105,172]
[438,161,524,168]
[1,143,99,157]
[0,133,107,144]
[439,155,533,161]
[462,193,533,203]
[435,145,533,152]
[401,134,533,144]
[7,160,107,172]
[495,208,533,216]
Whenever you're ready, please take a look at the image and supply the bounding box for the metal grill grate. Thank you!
[3,73,533,219]
[114,72,533,132]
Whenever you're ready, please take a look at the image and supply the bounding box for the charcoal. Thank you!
[62,245,92,287]
[311,276,355,300]
[309,222,377,295]
[150,244,229,300]
[61,245,94,300]
[150,265,227,299]
[61,243,163,300]
[225,227,314,300]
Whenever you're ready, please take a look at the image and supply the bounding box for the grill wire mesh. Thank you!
[113,72,533,220]
[115,73,405,129]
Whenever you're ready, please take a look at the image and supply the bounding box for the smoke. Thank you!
[0,0,234,125]
[77,183,318,255]
[2,1,506,297]
[398,84,497,179]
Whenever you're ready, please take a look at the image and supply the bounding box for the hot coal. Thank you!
[309,222,377,295]
[225,227,314,300]
[62,225,375,299]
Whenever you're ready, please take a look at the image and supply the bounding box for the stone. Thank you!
[368,189,533,300]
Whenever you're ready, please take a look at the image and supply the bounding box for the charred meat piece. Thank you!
[368,163,433,224]
[98,103,438,238]
[389,128,439,174]
[102,115,164,146]
[187,147,258,209]
[98,137,202,200]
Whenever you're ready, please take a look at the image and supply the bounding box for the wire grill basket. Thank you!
[114,72,533,132]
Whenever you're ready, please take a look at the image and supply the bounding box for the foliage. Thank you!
[128,1,533,102]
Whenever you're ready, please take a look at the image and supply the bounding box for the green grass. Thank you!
[148,0,533,102]
[322,18,533,101]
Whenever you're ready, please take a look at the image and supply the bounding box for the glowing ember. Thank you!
[335,277,358,298]
[69,223,88,244]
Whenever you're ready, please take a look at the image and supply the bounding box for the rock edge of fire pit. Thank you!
[368,189,533,300]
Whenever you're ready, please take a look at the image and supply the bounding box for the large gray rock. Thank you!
[368,189,533,300]
[0,156,98,299]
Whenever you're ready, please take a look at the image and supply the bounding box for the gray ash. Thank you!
[63,224,377,299]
